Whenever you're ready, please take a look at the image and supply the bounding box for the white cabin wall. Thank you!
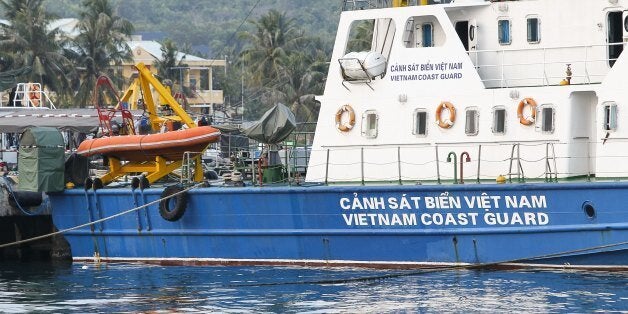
[446,0,619,88]
[308,1,628,184]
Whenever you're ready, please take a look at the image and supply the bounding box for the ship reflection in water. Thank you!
[0,263,626,312]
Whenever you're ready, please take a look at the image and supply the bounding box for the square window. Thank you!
[527,17,540,43]
[541,107,554,133]
[493,108,506,134]
[603,102,618,131]
[465,109,479,135]
[498,19,511,45]
[414,110,428,136]
[362,111,378,138]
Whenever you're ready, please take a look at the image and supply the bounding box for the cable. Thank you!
[205,0,262,67]
[0,182,204,249]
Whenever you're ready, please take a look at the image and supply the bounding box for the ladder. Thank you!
[544,143,558,182]
[507,143,525,183]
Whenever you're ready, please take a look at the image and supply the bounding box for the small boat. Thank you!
[76,126,221,161]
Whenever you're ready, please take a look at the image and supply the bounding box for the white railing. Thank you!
[307,139,628,185]
[469,43,623,88]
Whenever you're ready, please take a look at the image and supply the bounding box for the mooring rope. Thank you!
[0,182,204,249]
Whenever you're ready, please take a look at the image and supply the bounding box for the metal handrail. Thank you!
[469,42,623,88]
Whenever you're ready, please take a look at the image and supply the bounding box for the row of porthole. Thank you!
[334,98,539,133]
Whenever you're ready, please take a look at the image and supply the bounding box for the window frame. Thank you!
[526,16,541,44]
[498,19,512,45]
[465,107,480,136]
[539,105,555,134]
[413,108,428,136]
[492,106,507,135]
[602,101,618,132]
[362,110,379,138]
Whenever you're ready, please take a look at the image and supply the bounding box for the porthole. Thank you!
[582,201,596,219]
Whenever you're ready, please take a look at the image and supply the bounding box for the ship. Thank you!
[45,0,628,269]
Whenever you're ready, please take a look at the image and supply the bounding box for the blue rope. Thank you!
[0,176,46,216]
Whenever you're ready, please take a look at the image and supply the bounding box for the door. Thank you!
[455,21,469,51]
[607,11,623,67]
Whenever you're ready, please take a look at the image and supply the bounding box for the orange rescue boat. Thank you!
[77,126,221,162]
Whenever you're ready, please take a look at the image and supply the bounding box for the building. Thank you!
[124,37,226,118]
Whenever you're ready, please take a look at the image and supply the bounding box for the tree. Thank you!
[238,10,302,86]
[68,0,133,107]
[0,0,75,100]
[154,38,187,82]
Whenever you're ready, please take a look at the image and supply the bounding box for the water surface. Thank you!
[0,262,626,313]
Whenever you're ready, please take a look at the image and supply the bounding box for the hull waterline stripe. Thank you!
[71,257,628,271]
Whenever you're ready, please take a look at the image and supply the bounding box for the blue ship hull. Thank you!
[48,182,628,269]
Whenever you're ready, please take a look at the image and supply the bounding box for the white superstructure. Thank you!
[306,0,628,184]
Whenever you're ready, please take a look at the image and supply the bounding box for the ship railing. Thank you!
[469,42,623,88]
[307,139,628,185]
[2,83,56,109]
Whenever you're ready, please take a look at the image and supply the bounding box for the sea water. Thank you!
[0,262,626,313]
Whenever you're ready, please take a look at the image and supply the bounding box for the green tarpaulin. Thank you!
[17,127,65,192]
[242,103,296,144]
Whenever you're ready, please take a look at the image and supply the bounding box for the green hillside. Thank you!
[44,0,342,58]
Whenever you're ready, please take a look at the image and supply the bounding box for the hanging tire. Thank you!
[159,185,188,222]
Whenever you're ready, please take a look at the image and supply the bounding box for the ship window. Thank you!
[404,15,442,48]
[603,102,618,131]
[493,107,506,134]
[346,19,375,52]
[413,109,428,136]
[465,108,479,136]
[345,18,395,55]
[527,17,540,44]
[362,110,379,138]
[498,19,511,45]
[540,106,555,133]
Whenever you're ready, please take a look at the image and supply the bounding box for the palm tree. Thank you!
[154,38,187,83]
[68,0,133,107]
[239,10,302,87]
[0,0,75,99]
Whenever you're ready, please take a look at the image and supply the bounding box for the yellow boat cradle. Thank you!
[91,62,205,186]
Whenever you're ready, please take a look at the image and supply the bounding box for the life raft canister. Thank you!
[435,101,456,129]
[335,104,356,132]
[517,97,537,126]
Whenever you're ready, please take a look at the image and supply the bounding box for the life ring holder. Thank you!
[435,101,456,129]
[335,104,356,132]
[29,84,41,107]
[517,98,537,126]
[159,185,188,222]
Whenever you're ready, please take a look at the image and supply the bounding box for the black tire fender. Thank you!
[159,185,188,222]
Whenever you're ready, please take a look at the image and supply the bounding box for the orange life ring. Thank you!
[435,101,456,129]
[28,84,40,107]
[517,98,537,126]
[335,104,355,132]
